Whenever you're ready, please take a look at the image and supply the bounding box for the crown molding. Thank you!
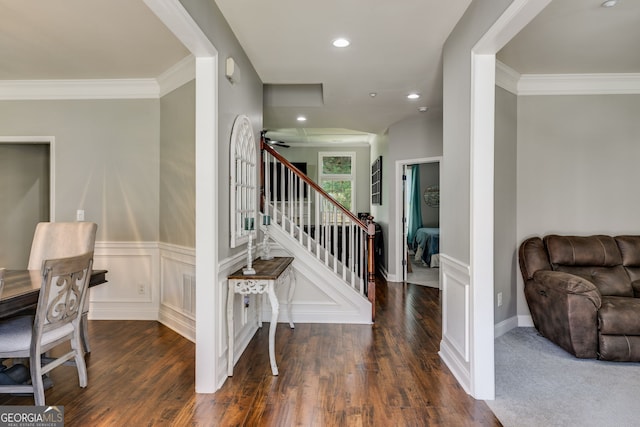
[0,79,160,100]
[517,73,640,95]
[0,55,195,101]
[495,61,640,96]
[495,61,519,95]
[158,55,195,97]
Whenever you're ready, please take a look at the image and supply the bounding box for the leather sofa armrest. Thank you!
[525,270,601,358]
[532,270,602,309]
[632,280,640,298]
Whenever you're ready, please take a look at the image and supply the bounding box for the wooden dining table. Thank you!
[0,269,108,319]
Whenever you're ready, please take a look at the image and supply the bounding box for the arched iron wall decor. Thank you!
[229,115,257,248]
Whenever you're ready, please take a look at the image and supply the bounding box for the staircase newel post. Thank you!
[367,215,376,322]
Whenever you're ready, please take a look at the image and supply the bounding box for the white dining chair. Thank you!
[0,252,93,405]
[28,222,97,353]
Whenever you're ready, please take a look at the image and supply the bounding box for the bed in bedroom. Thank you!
[411,227,439,267]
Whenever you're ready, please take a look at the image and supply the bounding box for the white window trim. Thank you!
[318,151,356,212]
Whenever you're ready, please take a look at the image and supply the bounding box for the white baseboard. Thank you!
[439,337,471,395]
[494,316,518,338]
[89,305,158,320]
[518,314,534,327]
[159,303,195,342]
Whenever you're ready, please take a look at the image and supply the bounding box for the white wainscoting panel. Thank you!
[438,253,471,392]
[158,243,196,342]
[90,242,160,320]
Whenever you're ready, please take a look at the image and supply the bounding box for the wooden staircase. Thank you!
[260,139,377,322]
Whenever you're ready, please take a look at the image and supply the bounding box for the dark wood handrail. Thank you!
[261,139,370,233]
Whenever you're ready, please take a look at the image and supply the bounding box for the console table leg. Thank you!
[287,268,296,329]
[227,283,235,376]
[267,282,279,375]
[257,293,263,328]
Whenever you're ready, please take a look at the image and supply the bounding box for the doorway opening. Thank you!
[0,137,54,269]
[399,158,441,288]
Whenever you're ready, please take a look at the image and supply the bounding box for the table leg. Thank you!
[287,268,296,329]
[267,281,279,376]
[227,282,235,376]
[257,293,263,328]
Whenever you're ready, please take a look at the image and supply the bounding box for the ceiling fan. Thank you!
[261,130,290,148]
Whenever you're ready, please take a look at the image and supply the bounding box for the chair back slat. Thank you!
[34,252,93,338]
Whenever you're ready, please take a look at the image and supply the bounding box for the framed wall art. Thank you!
[371,156,382,205]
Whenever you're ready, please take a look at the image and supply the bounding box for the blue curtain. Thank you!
[407,165,423,247]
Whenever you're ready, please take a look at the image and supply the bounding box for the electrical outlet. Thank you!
[497,292,503,307]
[138,283,145,295]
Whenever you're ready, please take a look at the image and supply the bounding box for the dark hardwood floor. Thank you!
[0,277,501,426]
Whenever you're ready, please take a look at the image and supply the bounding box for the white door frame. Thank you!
[465,0,552,399]
[144,0,220,393]
[394,156,442,282]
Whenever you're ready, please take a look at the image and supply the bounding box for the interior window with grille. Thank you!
[318,152,356,212]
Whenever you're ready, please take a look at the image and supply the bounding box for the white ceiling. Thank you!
[1,0,638,143]
[214,0,473,140]
[0,0,189,80]
[498,0,640,74]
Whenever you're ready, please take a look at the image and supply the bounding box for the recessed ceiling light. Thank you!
[369,92,377,97]
[418,106,429,112]
[296,116,307,122]
[332,38,350,48]
[407,93,420,100]
[601,0,617,7]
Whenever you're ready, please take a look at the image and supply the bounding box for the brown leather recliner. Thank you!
[519,234,640,361]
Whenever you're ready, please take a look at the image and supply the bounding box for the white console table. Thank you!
[227,256,295,376]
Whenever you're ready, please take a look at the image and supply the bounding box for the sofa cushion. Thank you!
[598,296,640,335]
[545,235,622,267]
[553,265,633,297]
[599,335,640,361]
[616,236,640,282]
[545,235,632,297]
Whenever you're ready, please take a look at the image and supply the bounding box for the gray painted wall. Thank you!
[179,0,264,261]
[494,86,517,324]
[418,162,440,228]
[370,132,389,269]
[160,80,196,248]
[516,93,640,317]
[380,113,442,279]
[0,99,160,242]
[443,0,513,264]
